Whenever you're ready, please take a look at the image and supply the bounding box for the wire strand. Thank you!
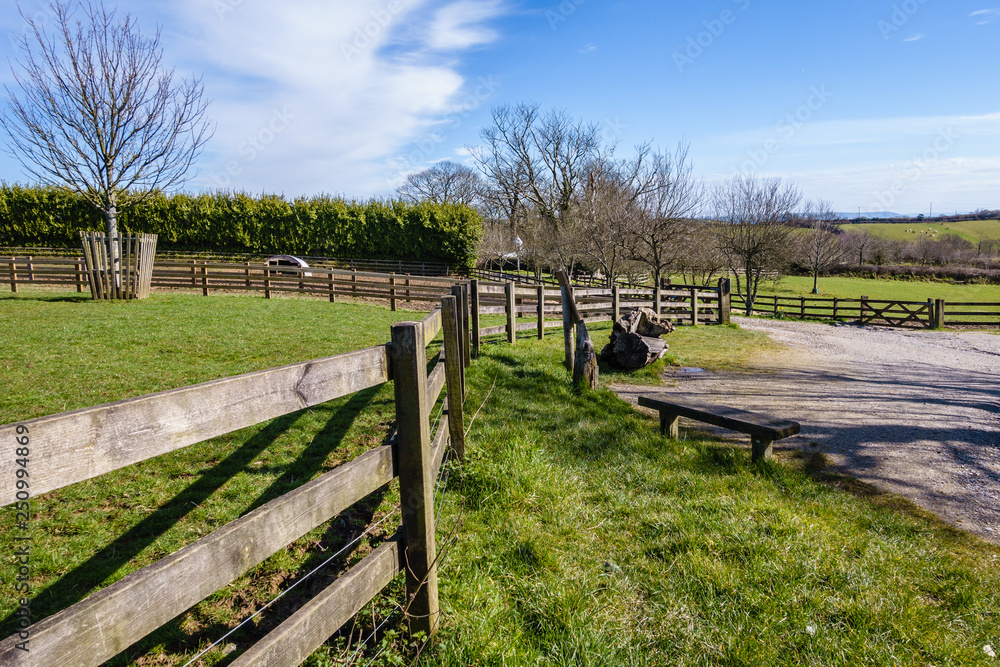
[181,507,401,667]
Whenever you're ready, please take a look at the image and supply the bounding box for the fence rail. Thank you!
[731,293,999,328]
[0,248,452,276]
[0,290,473,666]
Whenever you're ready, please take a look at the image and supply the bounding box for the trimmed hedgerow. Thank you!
[0,185,482,271]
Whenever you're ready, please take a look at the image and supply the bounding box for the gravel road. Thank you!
[613,317,1000,542]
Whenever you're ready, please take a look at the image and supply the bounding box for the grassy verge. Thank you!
[422,333,1000,666]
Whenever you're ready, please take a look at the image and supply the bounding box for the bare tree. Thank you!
[471,102,602,274]
[796,199,846,293]
[1,0,213,239]
[396,160,485,207]
[577,144,660,286]
[675,221,726,285]
[626,144,704,287]
[713,174,801,315]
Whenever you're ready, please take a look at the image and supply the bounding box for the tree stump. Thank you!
[600,308,674,369]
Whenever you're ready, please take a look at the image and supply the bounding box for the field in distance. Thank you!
[838,219,1000,244]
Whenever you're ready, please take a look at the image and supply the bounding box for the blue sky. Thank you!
[1,0,998,215]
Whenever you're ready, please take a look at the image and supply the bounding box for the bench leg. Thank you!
[751,436,774,462]
[660,413,679,439]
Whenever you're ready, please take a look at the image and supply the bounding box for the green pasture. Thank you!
[1,291,998,665]
[838,220,1000,244]
[761,275,1000,302]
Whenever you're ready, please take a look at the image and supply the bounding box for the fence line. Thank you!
[0,289,473,666]
[0,248,451,276]
[730,293,1000,328]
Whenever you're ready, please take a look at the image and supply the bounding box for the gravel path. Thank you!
[612,317,1000,542]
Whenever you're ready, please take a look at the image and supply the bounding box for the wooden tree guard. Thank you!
[79,232,157,300]
[555,270,598,390]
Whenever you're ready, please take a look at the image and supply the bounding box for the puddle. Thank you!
[665,367,709,377]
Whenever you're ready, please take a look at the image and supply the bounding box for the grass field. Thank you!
[423,333,1000,666]
[759,274,1000,302]
[2,291,999,665]
[838,220,1000,244]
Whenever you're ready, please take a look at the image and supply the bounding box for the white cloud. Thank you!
[969,8,1000,24]
[110,0,509,196]
[903,33,924,42]
[580,43,598,54]
[426,0,505,50]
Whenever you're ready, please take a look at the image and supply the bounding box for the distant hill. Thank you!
[836,212,905,220]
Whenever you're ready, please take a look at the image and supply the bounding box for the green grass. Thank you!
[3,291,1000,665]
[422,334,1000,666]
[0,290,433,665]
[838,220,1000,244]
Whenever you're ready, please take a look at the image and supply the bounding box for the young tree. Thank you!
[396,161,485,207]
[626,144,704,287]
[1,0,213,240]
[796,199,846,293]
[713,174,801,315]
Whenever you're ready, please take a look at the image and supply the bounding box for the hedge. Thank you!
[0,185,482,271]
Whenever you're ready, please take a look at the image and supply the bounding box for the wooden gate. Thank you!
[859,297,935,328]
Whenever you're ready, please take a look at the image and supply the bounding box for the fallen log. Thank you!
[600,307,673,369]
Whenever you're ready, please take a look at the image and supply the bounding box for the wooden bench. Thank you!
[637,394,800,461]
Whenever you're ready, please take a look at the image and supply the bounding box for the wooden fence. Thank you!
[732,293,1000,328]
[0,290,474,666]
[0,249,452,276]
[469,278,731,349]
[1,257,461,311]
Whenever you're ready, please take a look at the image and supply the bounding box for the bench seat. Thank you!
[637,394,800,461]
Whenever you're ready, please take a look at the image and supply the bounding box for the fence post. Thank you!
[860,295,868,323]
[653,283,661,316]
[461,284,471,371]
[328,269,336,303]
[934,299,945,329]
[264,268,272,299]
[537,285,545,340]
[201,262,209,297]
[27,256,33,283]
[390,273,397,311]
[351,269,357,294]
[451,285,466,394]
[833,297,839,320]
[441,296,466,461]
[8,261,17,293]
[800,296,805,319]
[405,275,411,303]
[76,258,84,293]
[190,260,197,288]
[389,321,440,638]
[612,284,620,322]
[471,279,481,358]
[690,288,699,325]
[245,262,252,289]
[505,281,516,344]
[718,278,731,324]
[561,285,574,372]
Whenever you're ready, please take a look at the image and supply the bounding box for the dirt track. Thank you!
[612,317,1000,542]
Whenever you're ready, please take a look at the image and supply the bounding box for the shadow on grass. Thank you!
[1,386,385,642]
[0,292,92,304]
